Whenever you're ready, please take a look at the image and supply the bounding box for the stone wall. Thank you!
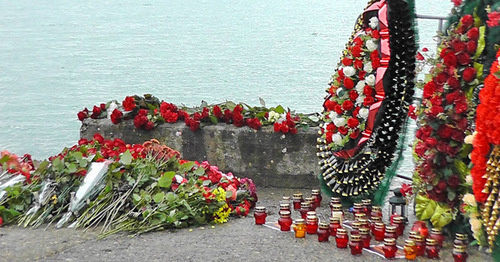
[80,119,321,188]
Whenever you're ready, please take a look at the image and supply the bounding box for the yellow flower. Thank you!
[213,187,227,202]
[213,203,231,224]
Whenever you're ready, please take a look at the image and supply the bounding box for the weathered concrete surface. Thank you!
[80,119,321,189]
[0,188,492,262]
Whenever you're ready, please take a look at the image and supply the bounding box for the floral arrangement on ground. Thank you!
[0,134,257,237]
[78,94,320,134]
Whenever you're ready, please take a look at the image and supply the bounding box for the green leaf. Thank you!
[415,194,437,220]
[120,150,133,165]
[166,192,176,202]
[209,116,218,124]
[274,105,285,114]
[180,161,195,173]
[259,97,266,107]
[225,190,233,199]
[308,115,319,122]
[52,157,64,172]
[447,190,456,202]
[454,159,469,179]
[132,193,141,202]
[153,192,165,203]
[225,101,237,111]
[157,212,167,223]
[79,158,88,168]
[474,26,486,60]
[67,163,78,173]
[430,204,453,228]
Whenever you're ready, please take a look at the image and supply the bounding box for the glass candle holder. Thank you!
[349,234,363,255]
[330,197,341,206]
[374,222,386,241]
[355,213,367,221]
[359,227,371,248]
[293,218,306,238]
[299,202,311,219]
[404,239,417,260]
[329,216,342,237]
[351,221,362,235]
[370,206,383,220]
[382,238,398,259]
[409,230,419,242]
[415,235,426,256]
[429,228,445,248]
[336,228,349,248]
[411,221,429,238]
[317,222,330,242]
[392,216,405,237]
[384,225,398,240]
[280,196,291,206]
[353,203,364,216]
[306,215,318,235]
[292,193,304,210]
[426,238,440,259]
[312,189,322,208]
[454,233,468,246]
[362,199,372,216]
[279,203,291,216]
[254,206,267,225]
[278,210,293,231]
[331,204,344,223]
[452,244,468,262]
[358,218,369,230]
[305,197,316,210]
[306,211,317,217]
[370,216,382,232]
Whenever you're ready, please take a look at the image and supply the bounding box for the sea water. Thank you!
[0,0,451,176]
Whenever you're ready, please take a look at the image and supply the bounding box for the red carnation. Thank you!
[415,142,427,157]
[274,122,281,132]
[447,77,461,89]
[430,96,442,106]
[354,59,363,69]
[342,100,354,111]
[122,96,136,111]
[428,105,444,117]
[467,27,479,41]
[134,115,148,129]
[370,50,380,61]
[347,118,359,128]
[455,101,468,114]
[437,125,453,139]
[110,109,123,124]
[423,81,437,99]
[246,118,262,130]
[435,72,449,84]
[344,78,354,89]
[162,110,178,123]
[462,67,476,82]
[144,121,155,131]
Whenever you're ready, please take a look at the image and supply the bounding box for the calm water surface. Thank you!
[1,0,451,176]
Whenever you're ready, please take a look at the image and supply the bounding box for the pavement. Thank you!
[0,187,493,262]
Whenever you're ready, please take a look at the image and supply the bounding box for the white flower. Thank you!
[359,108,370,119]
[366,74,376,86]
[356,95,366,106]
[174,175,184,183]
[366,39,378,52]
[329,111,338,120]
[175,131,183,136]
[107,102,118,119]
[463,193,477,207]
[355,80,366,92]
[465,175,473,184]
[470,217,482,232]
[268,111,281,123]
[363,62,373,73]
[464,131,477,144]
[343,66,356,77]
[369,17,379,29]
[332,133,343,145]
[333,117,346,127]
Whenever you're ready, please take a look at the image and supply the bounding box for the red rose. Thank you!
[347,118,359,128]
[232,112,245,127]
[457,52,471,65]
[280,123,290,133]
[352,107,360,118]
[144,121,155,131]
[100,103,106,111]
[358,70,367,80]
[430,96,442,106]
[324,99,337,111]
[233,105,243,114]
[372,30,380,39]
[342,100,354,111]
[77,110,88,121]
[455,101,468,114]
[162,110,178,123]
[425,137,438,147]
[349,90,358,101]
[201,107,210,119]
[91,105,101,119]
[415,141,427,157]
[338,68,345,79]
[193,112,202,121]
[213,105,223,119]
[448,175,460,189]
[437,125,453,139]
[372,59,380,69]
[344,78,354,89]
[353,37,363,46]
[363,85,373,96]
[338,126,348,135]
[342,57,353,66]
[443,53,458,67]
[451,130,465,141]
[354,59,363,69]
[428,105,444,117]
[325,131,333,143]
[440,48,452,58]
[435,72,448,84]
[467,41,477,55]
[352,46,362,57]
[370,50,380,61]
[122,96,136,111]
[363,97,375,106]
[436,141,448,153]
[93,133,105,144]
[224,109,232,123]
[246,118,262,130]
[445,92,458,103]
[452,40,467,53]
[457,118,468,131]
[134,115,148,128]
[138,109,148,116]
[274,122,281,132]
[110,109,123,124]
[334,104,343,115]
[460,15,474,30]
[326,123,336,131]
[467,27,479,41]
[462,67,476,82]
[447,77,461,89]
[423,81,437,99]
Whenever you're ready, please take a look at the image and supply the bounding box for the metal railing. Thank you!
[415,14,447,33]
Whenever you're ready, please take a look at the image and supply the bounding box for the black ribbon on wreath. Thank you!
[317,0,416,199]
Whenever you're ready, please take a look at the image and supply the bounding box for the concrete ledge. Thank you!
[80,119,321,188]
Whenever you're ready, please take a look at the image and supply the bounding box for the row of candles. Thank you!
[253,190,469,261]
